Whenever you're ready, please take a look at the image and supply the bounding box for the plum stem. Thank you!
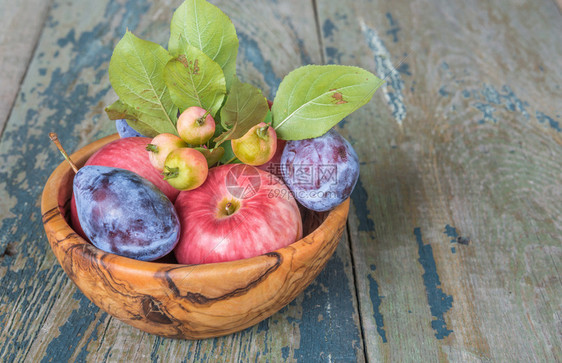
[49,132,79,173]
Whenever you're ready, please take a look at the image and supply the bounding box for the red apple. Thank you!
[174,164,302,264]
[70,137,180,239]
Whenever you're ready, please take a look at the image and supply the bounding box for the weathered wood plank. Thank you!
[317,0,562,361]
[0,0,364,361]
[0,0,53,137]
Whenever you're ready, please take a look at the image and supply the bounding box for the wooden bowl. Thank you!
[41,134,349,339]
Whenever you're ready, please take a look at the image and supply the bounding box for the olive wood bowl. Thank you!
[41,133,349,339]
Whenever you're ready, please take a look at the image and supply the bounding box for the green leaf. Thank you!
[194,147,224,167]
[105,99,140,121]
[168,0,239,90]
[213,79,269,145]
[108,31,178,135]
[263,109,272,125]
[163,46,226,116]
[105,99,159,137]
[219,140,236,164]
[272,65,383,140]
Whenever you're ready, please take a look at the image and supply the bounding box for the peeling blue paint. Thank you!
[451,247,456,254]
[338,117,348,128]
[444,224,458,243]
[150,336,163,362]
[368,264,387,343]
[326,46,343,64]
[281,347,290,360]
[350,177,375,232]
[473,102,497,124]
[323,19,336,38]
[439,86,450,97]
[468,84,557,134]
[361,22,406,126]
[396,62,411,76]
[108,0,150,38]
[414,228,454,339]
[482,83,501,104]
[385,13,401,43]
[536,111,561,132]
[0,1,151,360]
[41,292,105,363]
[441,62,449,70]
[0,260,63,361]
[283,251,363,360]
[283,20,313,66]
[238,32,282,98]
[56,29,75,47]
[500,85,529,118]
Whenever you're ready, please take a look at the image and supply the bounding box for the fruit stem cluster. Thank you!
[162,166,180,180]
[196,110,212,126]
[224,202,236,216]
[146,144,159,153]
[256,125,269,140]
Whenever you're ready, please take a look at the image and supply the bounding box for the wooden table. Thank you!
[1,0,561,361]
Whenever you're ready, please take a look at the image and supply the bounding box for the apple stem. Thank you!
[256,125,269,140]
[196,110,211,126]
[162,166,179,180]
[225,202,236,216]
[49,132,79,174]
[146,144,159,153]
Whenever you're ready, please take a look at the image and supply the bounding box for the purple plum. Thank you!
[115,119,144,138]
[281,129,359,212]
[73,165,180,261]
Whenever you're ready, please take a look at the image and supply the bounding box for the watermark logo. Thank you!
[225,164,261,199]
[281,163,338,186]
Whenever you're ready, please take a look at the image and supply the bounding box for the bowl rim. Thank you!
[41,133,350,276]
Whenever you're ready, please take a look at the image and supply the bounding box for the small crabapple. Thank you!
[146,133,187,171]
[177,106,216,145]
[231,122,277,166]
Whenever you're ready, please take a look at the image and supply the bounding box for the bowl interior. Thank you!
[50,133,331,267]
[41,133,349,339]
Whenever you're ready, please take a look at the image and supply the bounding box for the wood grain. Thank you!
[41,133,349,339]
[2,0,560,360]
[317,0,562,361]
[0,0,52,136]
[0,0,364,361]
